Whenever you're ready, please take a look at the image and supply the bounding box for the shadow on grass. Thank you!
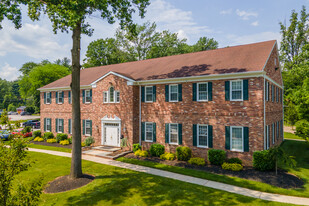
[64,171,260,206]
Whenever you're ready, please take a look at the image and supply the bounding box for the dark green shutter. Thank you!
[178,123,182,145]
[165,123,169,143]
[62,91,64,100]
[61,119,64,133]
[244,127,249,152]
[55,118,58,132]
[49,118,52,131]
[141,86,145,102]
[268,82,270,101]
[68,119,71,134]
[83,120,85,135]
[208,82,213,101]
[193,124,197,146]
[68,91,71,104]
[178,84,182,101]
[208,125,213,148]
[82,90,85,103]
[153,86,156,102]
[225,81,230,101]
[44,118,46,131]
[49,92,52,103]
[90,120,92,136]
[225,126,230,150]
[44,93,46,104]
[56,92,58,104]
[153,123,156,142]
[192,83,197,101]
[90,89,92,103]
[243,79,249,100]
[141,122,145,141]
[165,85,169,102]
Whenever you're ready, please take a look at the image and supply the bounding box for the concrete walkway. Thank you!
[28,148,309,206]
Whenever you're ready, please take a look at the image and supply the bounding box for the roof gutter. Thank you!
[38,85,92,92]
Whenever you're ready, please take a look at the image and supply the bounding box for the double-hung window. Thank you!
[58,91,63,104]
[169,123,178,144]
[197,83,208,101]
[145,122,153,142]
[85,120,91,136]
[231,126,243,152]
[197,124,208,147]
[230,80,243,101]
[169,85,178,102]
[85,90,91,103]
[145,86,153,102]
[56,119,63,133]
[46,118,51,132]
[46,92,51,104]
[109,87,114,102]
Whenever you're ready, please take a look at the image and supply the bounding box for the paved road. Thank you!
[8,115,40,121]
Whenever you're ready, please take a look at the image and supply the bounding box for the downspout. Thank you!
[263,75,266,150]
[139,85,141,146]
[282,85,285,141]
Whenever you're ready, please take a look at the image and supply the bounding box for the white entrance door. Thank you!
[103,123,120,146]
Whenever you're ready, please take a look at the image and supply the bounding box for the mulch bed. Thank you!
[44,174,95,193]
[124,153,304,189]
[30,140,72,149]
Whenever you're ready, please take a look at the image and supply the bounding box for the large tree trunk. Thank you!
[70,21,83,179]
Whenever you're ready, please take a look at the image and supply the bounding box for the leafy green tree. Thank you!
[54,57,71,69]
[285,102,299,128]
[0,79,11,109]
[23,0,150,179]
[0,0,24,30]
[83,38,131,68]
[19,62,38,76]
[193,37,218,52]
[268,146,296,175]
[7,104,16,112]
[279,6,309,70]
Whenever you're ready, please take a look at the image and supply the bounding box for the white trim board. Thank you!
[91,71,135,86]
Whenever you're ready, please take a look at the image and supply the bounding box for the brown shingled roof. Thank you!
[40,40,276,89]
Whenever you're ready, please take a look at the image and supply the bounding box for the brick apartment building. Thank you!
[39,40,284,164]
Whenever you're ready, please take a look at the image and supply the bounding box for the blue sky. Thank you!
[0,0,307,81]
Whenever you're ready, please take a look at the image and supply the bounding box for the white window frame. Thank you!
[230,126,244,152]
[145,86,154,103]
[169,123,178,145]
[85,89,91,104]
[230,80,243,101]
[57,119,63,133]
[197,82,208,101]
[85,120,91,136]
[145,122,153,142]
[197,124,208,148]
[57,91,63,104]
[46,92,51,104]
[272,123,275,144]
[103,87,120,103]
[46,118,51,132]
[169,84,178,102]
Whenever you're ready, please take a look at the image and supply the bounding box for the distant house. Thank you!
[38,40,284,165]
[17,106,26,114]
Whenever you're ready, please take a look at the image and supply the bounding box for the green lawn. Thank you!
[14,152,291,206]
[27,143,72,153]
[284,132,304,140]
[117,140,309,198]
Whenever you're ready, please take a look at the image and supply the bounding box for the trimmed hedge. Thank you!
[47,138,57,143]
[33,130,41,138]
[59,140,70,145]
[208,149,226,165]
[176,146,192,161]
[188,157,206,166]
[134,150,149,157]
[133,144,141,153]
[43,132,54,140]
[149,144,165,157]
[56,133,68,143]
[222,163,243,171]
[226,158,242,165]
[85,136,95,146]
[253,150,275,171]
[160,153,176,160]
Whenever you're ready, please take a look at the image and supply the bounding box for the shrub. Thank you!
[253,150,275,171]
[176,147,192,161]
[295,119,309,141]
[33,130,41,138]
[24,132,32,137]
[226,158,242,165]
[36,137,44,142]
[134,149,149,157]
[33,137,40,142]
[81,142,86,147]
[23,126,32,134]
[43,132,54,140]
[133,143,141,152]
[121,137,127,147]
[188,157,206,166]
[208,149,226,165]
[222,163,243,171]
[68,137,72,144]
[56,133,68,143]
[59,140,70,145]
[46,138,57,143]
[85,136,95,146]
[149,144,165,157]
[14,120,21,128]
[160,153,176,160]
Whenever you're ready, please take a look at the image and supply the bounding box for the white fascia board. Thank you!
[38,85,92,92]
[90,71,135,85]
[264,75,283,89]
[134,71,265,85]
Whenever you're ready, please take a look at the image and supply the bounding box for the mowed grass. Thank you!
[27,143,72,153]
[284,132,304,140]
[14,152,291,206]
[118,140,309,198]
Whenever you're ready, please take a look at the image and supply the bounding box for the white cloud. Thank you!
[251,21,259,26]
[220,9,233,15]
[226,31,281,46]
[236,9,258,20]
[0,63,20,81]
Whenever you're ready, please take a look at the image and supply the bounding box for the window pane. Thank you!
[86,121,91,135]
[232,91,242,99]
[198,83,207,92]
[232,81,242,90]
[145,123,153,141]
[198,125,208,146]
[198,83,208,100]
[146,87,153,102]
[170,85,178,101]
[170,85,178,93]
[116,91,120,102]
[109,87,114,102]
[170,124,178,143]
[232,127,243,151]
[104,92,108,102]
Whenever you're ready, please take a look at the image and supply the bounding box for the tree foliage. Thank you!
[0,0,24,30]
